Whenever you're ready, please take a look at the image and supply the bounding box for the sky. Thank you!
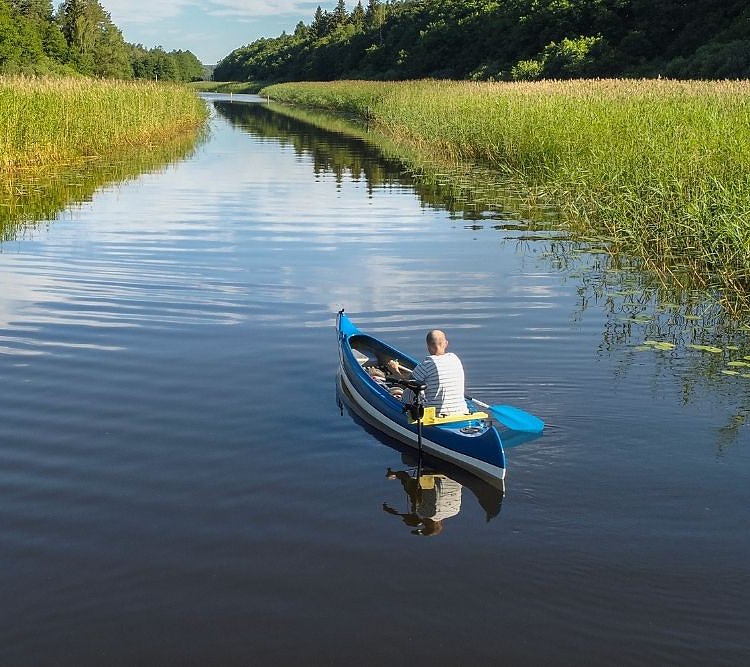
[102,0,340,65]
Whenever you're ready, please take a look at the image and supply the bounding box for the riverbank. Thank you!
[1,76,207,174]
[189,81,263,94]
[261,79,750,303]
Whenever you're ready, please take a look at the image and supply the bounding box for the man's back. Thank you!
[412,352,468,415]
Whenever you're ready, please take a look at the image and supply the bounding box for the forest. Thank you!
[214,0,750,83]
[0,0,203,81]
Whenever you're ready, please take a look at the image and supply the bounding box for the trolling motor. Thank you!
[389,378,427,419]
[389,378,428,476]
[402,380,427,422]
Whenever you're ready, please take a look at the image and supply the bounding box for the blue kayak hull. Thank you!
[336,311,506,489]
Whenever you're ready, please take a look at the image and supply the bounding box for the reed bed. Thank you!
[189,81,261,94]
[0,76,207,173]
[262,79,750,296]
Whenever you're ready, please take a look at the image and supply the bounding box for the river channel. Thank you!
[0,94,748,665]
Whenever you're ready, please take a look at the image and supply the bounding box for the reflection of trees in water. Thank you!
[0,134,203,243]
[213,99,558,226]
[217,98,750,310]
[223,98,750,449]
[213,100,408,195]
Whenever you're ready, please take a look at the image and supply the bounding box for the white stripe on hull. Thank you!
[340,365,505,487]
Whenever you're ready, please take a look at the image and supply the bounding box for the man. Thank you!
[388,329,468,416]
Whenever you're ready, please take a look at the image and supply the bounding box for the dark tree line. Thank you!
[0,0,204,80]
[214,0,750,82]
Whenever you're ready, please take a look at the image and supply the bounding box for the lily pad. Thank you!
[721,370,741,376]
[727,361,750,368]
[688,344,723,354]
[642,340,676,351]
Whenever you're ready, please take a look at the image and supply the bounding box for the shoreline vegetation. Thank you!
[189,81,262,94]
[214,0,750,83]
[2,1,203,82]
[0,76,208,241]
[1,77,208,175]
[261,78,750,311]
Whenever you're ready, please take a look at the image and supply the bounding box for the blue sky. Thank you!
[103,1,339,65]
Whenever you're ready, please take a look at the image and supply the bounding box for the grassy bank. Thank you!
[0,76,207,174]
[261,79,750,295]
[189,81,263,94]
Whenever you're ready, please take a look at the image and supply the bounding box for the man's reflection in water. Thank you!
[382,468,462,536]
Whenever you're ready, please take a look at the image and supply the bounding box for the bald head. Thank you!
[426,329,448,355]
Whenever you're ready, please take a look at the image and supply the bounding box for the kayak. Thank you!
[336,310,507,489]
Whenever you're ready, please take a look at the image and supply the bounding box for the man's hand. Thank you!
[387,359,411,376]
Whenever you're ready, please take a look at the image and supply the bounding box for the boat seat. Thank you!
[407,406,488,426]
[352,349,369,365]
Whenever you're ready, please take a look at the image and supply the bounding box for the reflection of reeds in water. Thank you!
[246,99,561,228]
[0,133,204,242]
[542,237,750,450]
[261,79,750,308]
[0,76,207,239]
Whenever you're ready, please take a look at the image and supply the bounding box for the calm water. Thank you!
[1,95,748,665]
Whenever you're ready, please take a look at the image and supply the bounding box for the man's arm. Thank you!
[386,359,412,377]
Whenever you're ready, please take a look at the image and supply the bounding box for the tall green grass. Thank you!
[262,79,750,297]
[188,81,263,94]
[0,76,207,173]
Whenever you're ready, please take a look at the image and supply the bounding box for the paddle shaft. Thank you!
[388,360,413,376]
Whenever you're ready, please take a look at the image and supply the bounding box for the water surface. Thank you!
[0,94,748,665]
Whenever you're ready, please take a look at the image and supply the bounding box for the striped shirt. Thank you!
[411,352,468,416]
[417,476,463,521]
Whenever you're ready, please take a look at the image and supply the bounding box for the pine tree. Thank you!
[311,5,328,37]
[332,0,348,27]
[349,0,365,28]
[12,0,54,21]
[351,1,365,27]
[365,0,382,27]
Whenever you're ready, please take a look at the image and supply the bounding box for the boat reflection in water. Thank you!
[336,376,540,533]
[383,466,464,537]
